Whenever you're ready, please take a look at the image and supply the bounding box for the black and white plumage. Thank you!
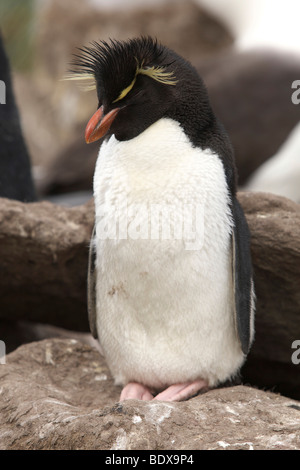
[74,37,255,401]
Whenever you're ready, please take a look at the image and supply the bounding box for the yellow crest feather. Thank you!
[113,76,137,103]
[113,59,177,103]
[136,63,177,86]
[62,72,96,91]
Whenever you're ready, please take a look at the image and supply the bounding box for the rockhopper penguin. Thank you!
[73,37,255,401]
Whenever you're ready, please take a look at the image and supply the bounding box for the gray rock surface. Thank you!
[0,338,299,450]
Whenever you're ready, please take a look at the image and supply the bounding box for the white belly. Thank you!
[93,118,244,390]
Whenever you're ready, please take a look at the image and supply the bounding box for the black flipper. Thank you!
[87,225,98,339]
[232,197,254,355]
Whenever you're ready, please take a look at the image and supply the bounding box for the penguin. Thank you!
[0,32,36,202]
[73,37,255,402]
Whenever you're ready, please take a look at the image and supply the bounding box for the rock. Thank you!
[0,319,99,354]
[238,192,300,400]
[0,192,299,400]
[0,338,299,450]
[0,197,94,331]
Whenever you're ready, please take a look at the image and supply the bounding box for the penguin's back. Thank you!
[93,117,244,390]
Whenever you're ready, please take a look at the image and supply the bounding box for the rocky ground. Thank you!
[1,338,299,450]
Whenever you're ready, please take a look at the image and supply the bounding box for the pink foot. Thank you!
[120,382,154,401]
[154,379,208,402]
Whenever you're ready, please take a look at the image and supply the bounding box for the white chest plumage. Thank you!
[93,117,244,390]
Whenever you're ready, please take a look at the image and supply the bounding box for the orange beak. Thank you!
[85,105,120,143]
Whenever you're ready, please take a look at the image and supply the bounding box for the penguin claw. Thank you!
[153,379,208,402]
[119,379,209,402]
[120,382,154,401]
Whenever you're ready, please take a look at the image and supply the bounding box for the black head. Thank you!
[71,36,215,142]
[72,36,236,192]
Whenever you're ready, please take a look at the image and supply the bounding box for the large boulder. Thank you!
[0,197,94,330]
[239,192,300,399]
[0,338,299,450]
